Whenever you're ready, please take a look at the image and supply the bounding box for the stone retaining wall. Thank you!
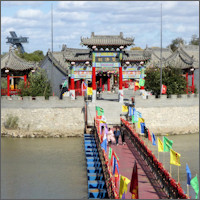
[1,96,85,137]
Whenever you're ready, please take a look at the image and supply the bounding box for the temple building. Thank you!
[2,33,199,98]
[1,46,38,96]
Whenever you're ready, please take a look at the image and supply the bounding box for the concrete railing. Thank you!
[1,96,84,108]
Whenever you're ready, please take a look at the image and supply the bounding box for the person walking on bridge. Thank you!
[114,127,120,146]
[120,124,126,145]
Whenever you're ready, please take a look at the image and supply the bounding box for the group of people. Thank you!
[106,125,126,146]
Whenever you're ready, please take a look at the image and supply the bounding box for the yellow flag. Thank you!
[137,118,145,128]
[122,105,128,112]
[170,149,181,166]
[87,87,93,95]
[119,175,130,198]
[158,137,164,152]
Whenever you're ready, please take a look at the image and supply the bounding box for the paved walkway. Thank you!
[108,134,168,199]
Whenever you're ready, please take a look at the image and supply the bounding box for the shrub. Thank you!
[18,68,51,99]
[4,114,19,129]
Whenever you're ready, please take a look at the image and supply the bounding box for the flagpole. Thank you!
[178,166,179,183]
[170,164,171,177]
[160,3,163,96]
[187,184,189,197]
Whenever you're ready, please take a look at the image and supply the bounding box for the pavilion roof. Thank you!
[1,47,38,71]
[145,44,199,69]
[81,32,134,48]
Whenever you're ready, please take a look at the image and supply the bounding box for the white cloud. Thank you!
[16,9,44,19]
[1,1,199,53]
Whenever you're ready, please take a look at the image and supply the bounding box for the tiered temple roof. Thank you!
[146,44,199,70]
[1,47,38,71]
[81,32,134,49]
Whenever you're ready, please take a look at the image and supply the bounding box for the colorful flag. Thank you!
[82,81,87,91]
[152,133,156,146]
[100,116,106,124]
[62,80,68,88]
[113,157,120,187]
[170,149,181,166]
[101,130,107,153]
[139,78,145,86]
[119,175,131,199]
[130,161,139,199]
[96,106,104,116]
[186,164,192,185]
[163,136,173,152]
[108,147,113,160]
[162,84,167,94]
[137,118,144,129]
[132,115,135,123]
[137,111,142,118]
[133,110,138,122]
[148,129,152,142]
[134,81,140,91]
[140,123,145,134]
[122,105,128,112]
[191,175,199,199]
[158,137,164,152]
[87,87,93,95]
[129,107,135,116]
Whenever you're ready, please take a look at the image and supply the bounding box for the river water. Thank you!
[1,134,199,199]
[1,138,88,199]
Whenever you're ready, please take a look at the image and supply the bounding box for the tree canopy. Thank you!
[145,66,187,95]
[167,37,186,52]
[130,47,143,50]
[18,68,51,98]
[189,34,199,45]
[16,50,44,62]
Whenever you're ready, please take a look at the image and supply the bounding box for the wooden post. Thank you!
[24,75,27,86]
[7,74,10,96]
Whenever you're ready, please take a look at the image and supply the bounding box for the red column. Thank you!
[102,84,104,91]
[192,72,194,93]
[7,74,10,96]
[92,67,96,90]
[119,66,123,90]
[107,77,110,91]
[24,75,27,86]
[71,78,75,90]
[186,72,188,94]
[100,77,102,89]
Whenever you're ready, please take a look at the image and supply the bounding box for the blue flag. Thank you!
[186,164,191,185]
[134,110,138,122]
[137,111,142,118]
[140,123,145,134]
[152,133,156,145]
[129,107,135,116]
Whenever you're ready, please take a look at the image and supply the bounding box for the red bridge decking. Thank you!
[109,136,168,199]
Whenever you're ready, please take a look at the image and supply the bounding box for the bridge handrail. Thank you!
[93,118,119,199]
[120,118,189,199]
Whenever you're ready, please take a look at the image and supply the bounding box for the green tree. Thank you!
[16,50,44,62]
[130,47,143,50]
[18,68,51,98]
[145,66,187,95]
[168,37,185,51]
[189,34,199,45]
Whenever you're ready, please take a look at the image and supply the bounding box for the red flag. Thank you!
[130,161,139,199]
[162,84,167,94]
[134,82,140,91]
[148,129,152,142]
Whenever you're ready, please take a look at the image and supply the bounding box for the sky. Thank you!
[1,1,199,54]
